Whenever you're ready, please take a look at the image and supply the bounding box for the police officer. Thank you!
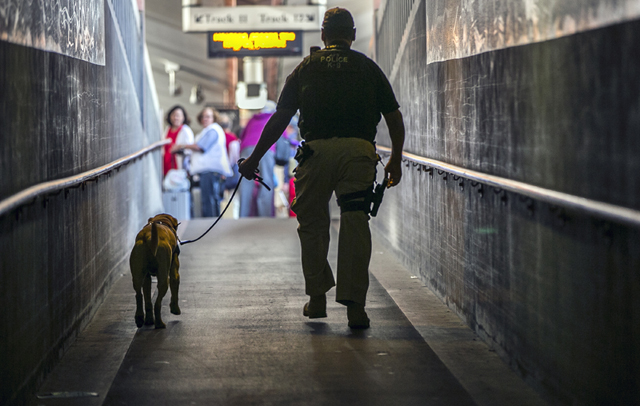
[239,7,405,329]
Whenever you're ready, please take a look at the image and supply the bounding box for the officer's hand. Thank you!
[238,156,260,180]
[384,157,403,187]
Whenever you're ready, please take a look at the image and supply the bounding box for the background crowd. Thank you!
[162,102,299,219]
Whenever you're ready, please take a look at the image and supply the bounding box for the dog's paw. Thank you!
[170,303,181,315]
[155,320,167,329]
[135,315,145,328]
[144,314,155,326]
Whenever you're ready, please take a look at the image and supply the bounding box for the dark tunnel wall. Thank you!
[0,2,163,405]
[373,1,640,404]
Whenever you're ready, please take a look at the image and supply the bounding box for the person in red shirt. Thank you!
[163,105,194,177]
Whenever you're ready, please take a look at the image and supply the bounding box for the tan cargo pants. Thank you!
[291,137,378,306]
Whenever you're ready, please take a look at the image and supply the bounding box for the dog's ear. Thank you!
[170,215,179,229]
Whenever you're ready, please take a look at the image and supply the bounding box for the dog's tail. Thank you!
[150,222,159,257]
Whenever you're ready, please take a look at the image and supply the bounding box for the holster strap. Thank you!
[337,186,374,214]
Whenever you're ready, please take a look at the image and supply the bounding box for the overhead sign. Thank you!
[208,31,303,58]
[183,5,325,32]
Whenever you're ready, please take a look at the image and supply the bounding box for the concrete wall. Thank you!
[0,1,163,405]
[373,1,640,404]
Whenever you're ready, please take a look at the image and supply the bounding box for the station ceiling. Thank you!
[145,0,375,127]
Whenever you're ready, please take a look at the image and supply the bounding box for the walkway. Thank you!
[29,218,546,406]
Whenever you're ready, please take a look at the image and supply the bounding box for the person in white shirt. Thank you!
[171,107,233,217]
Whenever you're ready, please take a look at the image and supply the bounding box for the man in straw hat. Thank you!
[239,7,405,329]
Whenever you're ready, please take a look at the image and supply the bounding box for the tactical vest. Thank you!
[296,45,383,143]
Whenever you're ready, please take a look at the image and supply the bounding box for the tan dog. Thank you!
[129,213,181,329]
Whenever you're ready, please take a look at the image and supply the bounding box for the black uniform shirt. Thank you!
[277,45,400,144]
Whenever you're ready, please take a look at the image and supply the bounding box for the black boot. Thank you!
[347,302,370,329]
[303,294,327,318]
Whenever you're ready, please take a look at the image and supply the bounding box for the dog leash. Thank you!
[179,159,270,246]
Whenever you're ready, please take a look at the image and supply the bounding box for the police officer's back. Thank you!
[278,43,400,144]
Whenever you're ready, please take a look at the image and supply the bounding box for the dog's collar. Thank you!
[149,220,173,228]
[147,220,177,236]
[147,220,181,253]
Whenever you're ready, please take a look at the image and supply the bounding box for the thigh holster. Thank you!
[336,178,388,217]
[336,186,374,215]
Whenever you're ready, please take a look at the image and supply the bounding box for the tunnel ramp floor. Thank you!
[29,218,545,406]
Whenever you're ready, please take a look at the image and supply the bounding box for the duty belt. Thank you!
[294,141,314,166]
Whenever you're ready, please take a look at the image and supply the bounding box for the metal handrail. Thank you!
[377,145,640,228]
[0,139,170,217]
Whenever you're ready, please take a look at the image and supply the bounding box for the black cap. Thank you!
[322,7,355,30]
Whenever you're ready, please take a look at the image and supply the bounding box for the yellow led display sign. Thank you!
[213,32,296,51]
[208,30,302,58]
